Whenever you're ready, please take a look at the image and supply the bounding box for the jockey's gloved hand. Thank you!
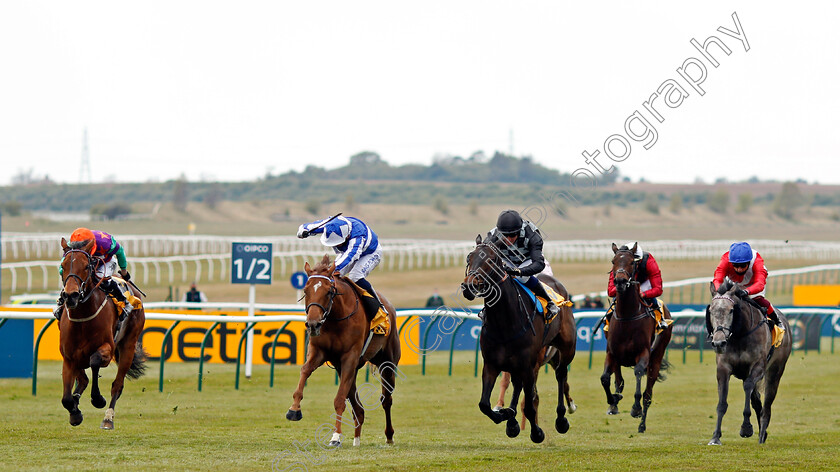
[119,269,130,281]
[737,288,749,299]
[505,266,521,276]
[296,228,310,239]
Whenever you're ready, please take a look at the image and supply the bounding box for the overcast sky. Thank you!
[1,2,838,185]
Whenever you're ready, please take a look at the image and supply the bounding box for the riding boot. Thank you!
[767,307,785,332]
[526,277,559,319]
[53,291,67,321]
[355,277,384,320]
[105,279,132,322]
[647,298,669,330]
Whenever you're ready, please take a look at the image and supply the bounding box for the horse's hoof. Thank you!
[556,417,570,434]
[567,401,577,414]
[708,438,722,446]
[506,419,520,438]
[498,407,516,422]
[328,440,341,448]
[607,405,619,415]
[286,409,302,421]
[353,437,361,447]
[530,427,545,444]
[91,395,107,409]
[740,424,753,438]
[638,424,646,434]
[630,407,642,418]
[69,412,83,427]
[100,419,114,430]
[759,431,767,444]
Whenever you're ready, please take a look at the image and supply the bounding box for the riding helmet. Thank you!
[321,217,351,247]
[70,227,94,242]
[728,241,753,264]
[496,210,523,235]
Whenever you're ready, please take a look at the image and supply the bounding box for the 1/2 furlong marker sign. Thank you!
[231,242,273,285]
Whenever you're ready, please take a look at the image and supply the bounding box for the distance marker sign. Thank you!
[231,242,273,285]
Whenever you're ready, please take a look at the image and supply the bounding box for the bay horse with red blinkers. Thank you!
[286,255,401,448]
[601,242,672,433]
[58,237,147,429]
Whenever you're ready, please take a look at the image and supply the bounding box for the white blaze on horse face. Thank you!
[314,281,322,292]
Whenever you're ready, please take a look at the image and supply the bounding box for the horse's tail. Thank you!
[126,340,148,380]
[656,358,671,382]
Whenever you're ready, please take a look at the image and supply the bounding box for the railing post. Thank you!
[269,321,292,388]
[235,322,256,390]
[421,316,442,376]
[32,318,55,396]
[197,321,221,392]
[158,321,181,393]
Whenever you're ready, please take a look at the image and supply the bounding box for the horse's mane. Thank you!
[310,254,333,275]
[67,239,92,250]
[716,277,739,296]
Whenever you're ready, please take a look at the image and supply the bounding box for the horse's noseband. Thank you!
[305,275,337,325]
[709,294,737,341]
[61,249,98,303]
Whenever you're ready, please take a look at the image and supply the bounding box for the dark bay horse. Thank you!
[286,255,401,447]
[706,280,791,445]
[463,235,576,443]
[58,238,147,429]
[601,243,672,433]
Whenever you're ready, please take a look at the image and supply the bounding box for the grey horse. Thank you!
[705,279,792,445]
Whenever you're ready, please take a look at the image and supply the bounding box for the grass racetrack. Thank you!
[1,348,839,471]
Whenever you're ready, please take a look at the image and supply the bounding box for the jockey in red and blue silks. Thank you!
[54,228,133,321]
[713,241,784,330]
[297,216,384,309]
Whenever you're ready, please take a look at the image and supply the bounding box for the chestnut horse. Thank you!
[600,243,672,433]
[706,279,791,445]
[463,235,577,443]
[58,238,147,429]
[286,255,401,447]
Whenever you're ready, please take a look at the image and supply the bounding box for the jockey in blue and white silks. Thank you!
[297,216,383,303]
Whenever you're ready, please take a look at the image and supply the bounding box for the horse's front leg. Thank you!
[478,363,507,424]
[522,375,544,443]
[709,363,732,445]
[554,362,570,434]
[89,344,112,409]
[740,362,765,439]
[505,375,523,438]
[287,347,326,421]
[600,353,620,415]
[61,360,83,426]
[329,353,362,447]
[631,353,650,420]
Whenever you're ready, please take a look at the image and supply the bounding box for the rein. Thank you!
[709,294,767,341]
[305,274,359,324]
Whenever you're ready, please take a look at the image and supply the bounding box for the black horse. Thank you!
[706,279,792,445]
[463,235,577,443]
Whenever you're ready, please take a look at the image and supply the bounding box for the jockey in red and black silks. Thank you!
[607,243,668,330]
[713,241,784,330]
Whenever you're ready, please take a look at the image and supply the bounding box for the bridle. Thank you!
[304,274,359,325]
[61,249,104,305]
[464,243,509,296]
[709,293,766,342]
[611,249,640,290]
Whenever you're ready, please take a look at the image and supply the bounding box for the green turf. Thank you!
[1,348,839,471]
